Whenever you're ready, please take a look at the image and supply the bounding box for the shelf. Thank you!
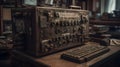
[90,20,120,26]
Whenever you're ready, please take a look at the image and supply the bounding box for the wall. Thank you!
[116,0,120,10]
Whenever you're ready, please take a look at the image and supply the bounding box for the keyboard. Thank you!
[61,44,110,63]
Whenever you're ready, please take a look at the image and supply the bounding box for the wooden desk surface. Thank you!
[36,46,120,67]
[13,45,120,67]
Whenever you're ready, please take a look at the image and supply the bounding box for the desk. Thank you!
[12,46,120,67]
[90,20,120,25]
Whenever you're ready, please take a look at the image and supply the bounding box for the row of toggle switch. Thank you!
[54,26,84,34]
[50,16,88,27]
[42,34,82,43]
[50,20,85,27]
[42,34,83,52]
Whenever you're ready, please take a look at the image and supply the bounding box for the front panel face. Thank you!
[36,7,89,56]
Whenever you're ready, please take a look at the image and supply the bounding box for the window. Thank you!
[105,0,116,13]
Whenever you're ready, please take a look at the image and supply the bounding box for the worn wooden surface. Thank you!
[37,46,120,67]
[12,45,120,67]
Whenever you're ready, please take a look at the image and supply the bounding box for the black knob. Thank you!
[66,36,69,40]
[83,17,88,23]
[58,37,61,41]
[50,22,55,27]
[52,38,56,42]
[60,21,62,26]
[73,35,76,38]
[62,36,65,40]
[55,22,59,26]
[80,15,83,23]
[66,21,69,26]
[48,40,52,44]
[73,21,76,26]
[69,21,71,26]
[72,28,75,32]
[54,12,59,18]
[64,21,68,26]
[69,35,72,38]
[62,22,65,27]
[76,20,80,25]
[71,22,74,26]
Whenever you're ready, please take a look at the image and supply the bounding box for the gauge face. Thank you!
[24,0,37,5]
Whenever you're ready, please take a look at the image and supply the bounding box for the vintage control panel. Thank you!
[12,7,89,57]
